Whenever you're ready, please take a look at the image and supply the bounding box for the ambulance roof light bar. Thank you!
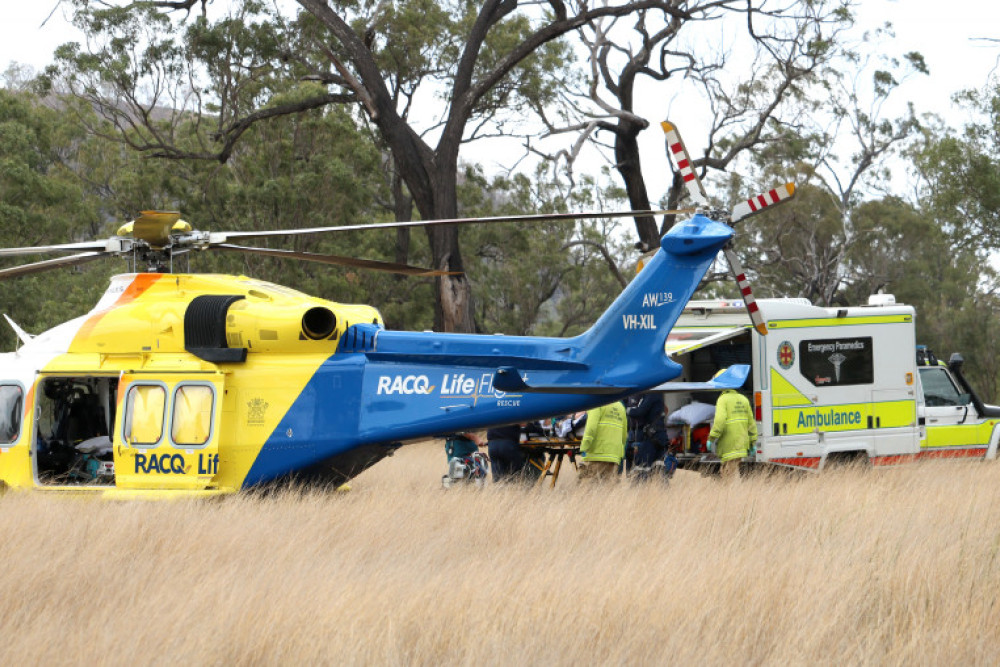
[868,293,897,307]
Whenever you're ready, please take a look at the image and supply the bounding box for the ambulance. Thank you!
[658,295,1000,471]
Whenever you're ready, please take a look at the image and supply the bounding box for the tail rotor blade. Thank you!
[723,247,767,336]
[661,120,709,208]
[731,183,796,224]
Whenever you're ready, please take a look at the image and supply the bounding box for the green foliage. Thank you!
[843,196,1000,402]
[904,51,928,75]
[895,85,1000,400]
[456,165,628,336]
[0,85,437,345]
[204,105,439,330]
[843,197,981,307]
[735,184,846,304]
[726,183,1000,400]
[0,80,637,348]
[321,0,573,122]
[912,85,1000,249]
[9,0,993,378]
[0,89,113,350]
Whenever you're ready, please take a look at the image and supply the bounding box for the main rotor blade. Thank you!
[210,208,693,244]
[0,240,112,257]
[723,247,767,336]
[730,183,796,224]
[0,251,110,280]
[213,244,454,277]
[661,121,709,208]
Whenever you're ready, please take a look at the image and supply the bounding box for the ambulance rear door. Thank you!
[764,334,820,460]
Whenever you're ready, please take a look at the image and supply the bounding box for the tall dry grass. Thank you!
[2,441,1000,665]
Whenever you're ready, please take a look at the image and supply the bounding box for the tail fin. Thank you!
[576,213,733,390]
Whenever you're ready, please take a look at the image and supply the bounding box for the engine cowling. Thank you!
[184,290,382,360]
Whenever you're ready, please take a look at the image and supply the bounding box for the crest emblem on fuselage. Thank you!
[247,397,269,425]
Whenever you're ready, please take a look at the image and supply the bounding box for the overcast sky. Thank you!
[3,2,997,110]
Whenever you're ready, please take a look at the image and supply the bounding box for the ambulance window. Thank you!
[171,385,214,447]
[798,337,873,387]
[0,384,23,444]
[919,368,967,406]
[123,384,166,446]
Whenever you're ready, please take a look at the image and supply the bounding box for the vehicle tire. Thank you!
[823,451,870,472]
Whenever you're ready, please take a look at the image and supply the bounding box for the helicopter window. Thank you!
[171,385,214,447]
[0,384,23,444]
[123,384,166,446]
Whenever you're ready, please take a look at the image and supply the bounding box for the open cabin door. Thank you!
[114,372,223,490]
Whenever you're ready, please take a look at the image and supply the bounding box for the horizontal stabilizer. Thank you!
[493,367,625,395]
[649,364,750,392]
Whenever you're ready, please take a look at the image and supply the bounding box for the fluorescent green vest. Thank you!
[709,390,758,462]
[580,402,627,464]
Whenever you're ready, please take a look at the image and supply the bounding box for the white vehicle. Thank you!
[657,295,1000,471]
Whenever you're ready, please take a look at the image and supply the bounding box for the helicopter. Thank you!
[0,121,794,497]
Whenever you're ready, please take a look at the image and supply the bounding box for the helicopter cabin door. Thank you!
[114,372,223,490]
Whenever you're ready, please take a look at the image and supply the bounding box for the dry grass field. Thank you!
[2,441,1000,665]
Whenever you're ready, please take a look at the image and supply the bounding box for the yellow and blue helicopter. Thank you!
[0,122,793,497]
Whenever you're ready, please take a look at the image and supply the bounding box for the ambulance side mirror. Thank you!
[948,353,965,373]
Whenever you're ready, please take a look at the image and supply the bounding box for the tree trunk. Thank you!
[426,162,476,333]
[391,170,412,270]
[372,102,475,332]
[612,118,659,250]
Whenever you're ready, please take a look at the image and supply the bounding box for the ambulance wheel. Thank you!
[824,452,870,470]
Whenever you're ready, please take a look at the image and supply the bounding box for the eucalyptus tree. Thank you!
[50,0,707,333]
[0,89,112,349]
[531,1,856,252]
[906,84,1000,399]
[457,163,632,336]
[911,84,1000,249]
[708,23,930,306]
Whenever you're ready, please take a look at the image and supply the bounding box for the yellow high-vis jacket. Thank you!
[580,401,627,464]
[708,390,758,462]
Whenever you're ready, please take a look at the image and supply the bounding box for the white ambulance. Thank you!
[659,295,1000,471]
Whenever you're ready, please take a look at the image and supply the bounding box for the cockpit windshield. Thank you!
[0,384,23,444]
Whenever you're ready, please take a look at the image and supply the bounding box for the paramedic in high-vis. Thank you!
[706,369,757,481]
[577,400,627,484]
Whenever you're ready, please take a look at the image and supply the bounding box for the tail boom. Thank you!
[243,212,737,478]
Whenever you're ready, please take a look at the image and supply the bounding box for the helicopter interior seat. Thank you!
[56,391,108,446]
[38,383,112,483]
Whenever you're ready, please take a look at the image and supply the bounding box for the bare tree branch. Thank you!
[562,239,628,288]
